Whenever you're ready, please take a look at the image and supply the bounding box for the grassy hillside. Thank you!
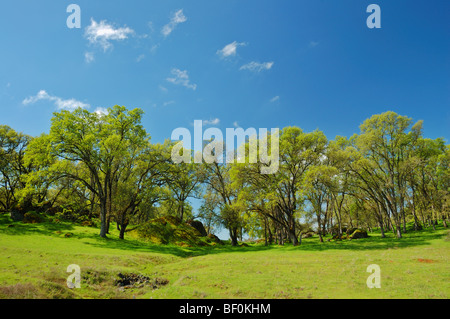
[0,213,448,299]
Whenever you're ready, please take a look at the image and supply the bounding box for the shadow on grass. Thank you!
[0,213,76,237]
[86,227,449,258]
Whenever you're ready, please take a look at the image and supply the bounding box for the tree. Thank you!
[48,105,147,238]
[303,165,338,242]
[351,111,423,238]
[231,127,327,245]
[163,159,202,222]
[0,125,33,212]
[113,141,171,239]
[198,189,222,235]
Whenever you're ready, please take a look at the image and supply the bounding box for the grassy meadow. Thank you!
[0,213,448,299]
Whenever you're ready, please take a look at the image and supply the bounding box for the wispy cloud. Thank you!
[217,41,246,58]
[270,96,280,103]
[158,85,168,93]
[150,44,160,54]
[167,68,197,90]
[163,100,175,107]
[308,41,319,48]
[233,121,240,128]
[136,54,145,62]
[84,51,95,63]
[23,90,90,111]
[240,61,274,72]
[203,118,220,126]
[162,9,187,37]
[84,18,134,51]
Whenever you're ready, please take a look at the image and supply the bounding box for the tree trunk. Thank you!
[288,228,299,246]
[401,210,407,233]
[264,218,268,246]
[394,219,402,239]
[229,228,238,246]
[99,201,108,238]
[379,221,385,238]
[318,230,324,243]
[268,225,273,244]
[119,222,128,240]
[106,214,111,234]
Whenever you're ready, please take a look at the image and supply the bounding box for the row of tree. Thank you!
[1,107,448,245]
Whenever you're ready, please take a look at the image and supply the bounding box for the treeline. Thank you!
[0,106,448,245]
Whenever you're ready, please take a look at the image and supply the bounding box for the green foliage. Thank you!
[22,211,43,224]
[131,216,216,247]
[1,108,448,246]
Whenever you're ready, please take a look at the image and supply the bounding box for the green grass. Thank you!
[0,213,449,299]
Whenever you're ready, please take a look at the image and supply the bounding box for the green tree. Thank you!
[231,127,327,246]
[0,125,33,212]
[48,105,147,238]
[351,111,423,238]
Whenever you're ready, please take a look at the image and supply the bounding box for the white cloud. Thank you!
[23,90,90,111]
[163,100,175,106]
[308,41,319,48]
[167,68,197,90]
[136,54,145,62]
[158,85,168,93]
[94,107,109,116]
[203,118,220,126]
[84,51,95,63]
[270,96,280,103]
[84,18,134,51]
[162,9,187,37]
[233,121,240,128]
[240,61,274,72]
[150,44,160,54]
[217,41,246,58]
[147,21,155,33]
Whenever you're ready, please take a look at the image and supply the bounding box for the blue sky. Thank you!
[0,1,449,237]
[1,0,448,143]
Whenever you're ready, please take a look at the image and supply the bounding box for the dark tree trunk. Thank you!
[229,228,238,246]
[119,222,128,240]
[99,201,108,238]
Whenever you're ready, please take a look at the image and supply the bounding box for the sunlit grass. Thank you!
[0,214,448,299]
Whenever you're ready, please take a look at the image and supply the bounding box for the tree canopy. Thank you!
[1,108,448,245]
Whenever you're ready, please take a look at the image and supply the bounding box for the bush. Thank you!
[80,219,98,227]
[9,211,24,222]
[22,211,43,224]
[133,216,219,247]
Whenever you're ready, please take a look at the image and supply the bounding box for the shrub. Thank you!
[22,211,43,224]
[81,219,97,227]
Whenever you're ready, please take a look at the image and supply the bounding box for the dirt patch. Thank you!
[417,258,437,263]
[115,272,169,290]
